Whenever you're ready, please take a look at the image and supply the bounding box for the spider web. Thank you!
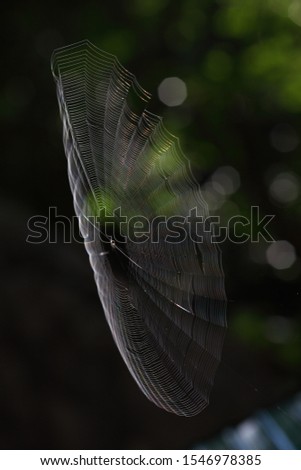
[51,40,227,416]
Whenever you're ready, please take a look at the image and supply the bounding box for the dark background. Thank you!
[1,0,301,449]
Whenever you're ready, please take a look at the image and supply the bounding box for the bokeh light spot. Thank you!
[269,171,299,204]
[202,182,225,211]
[266,240,296,270]
[211,166,241,195]
[288,1,301,27]
[158,77,187,107]
[236,419,260,444]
